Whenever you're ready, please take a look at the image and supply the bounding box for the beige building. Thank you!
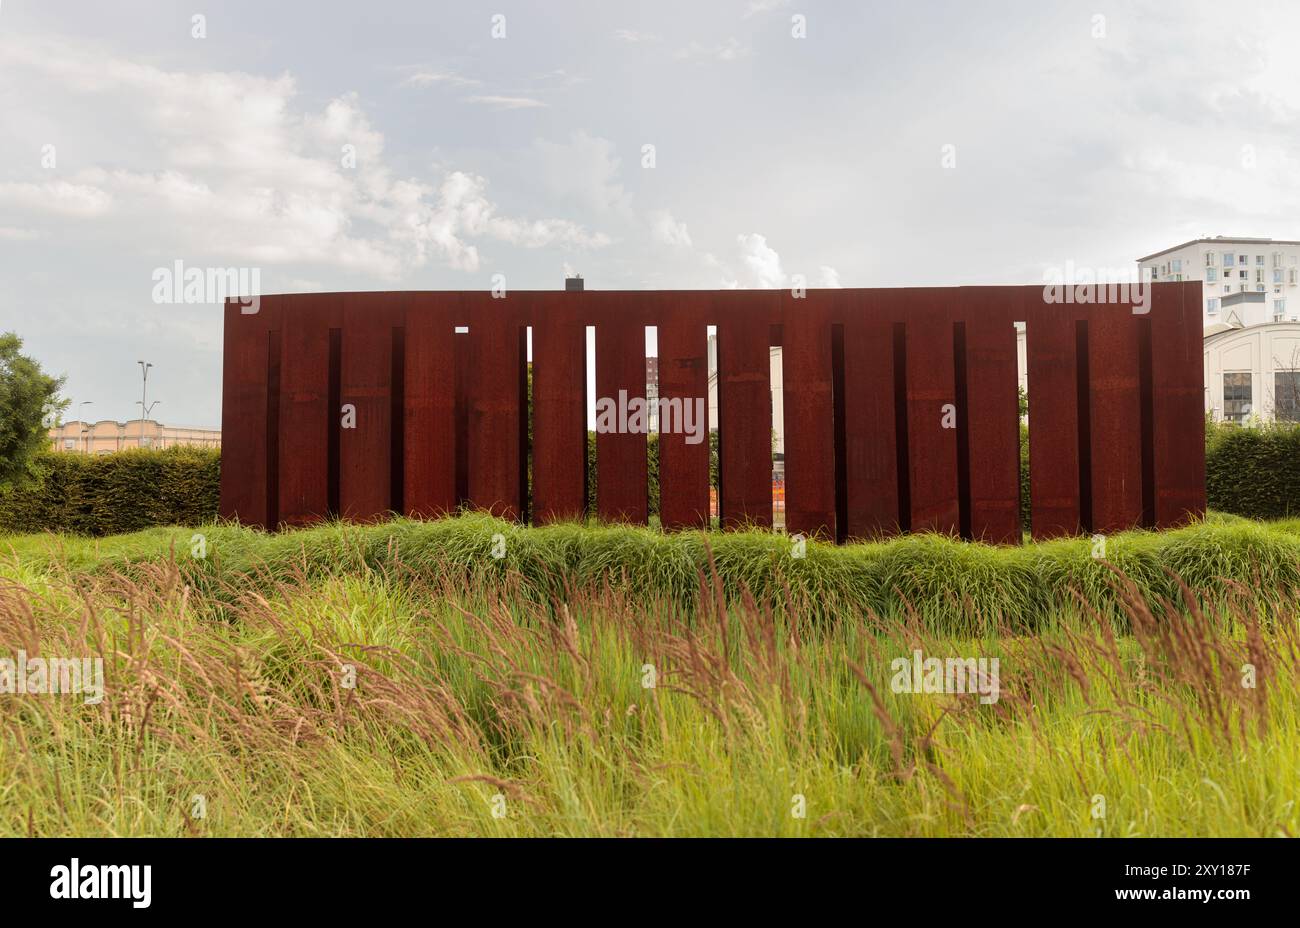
[49,419,221,454]
[1203,321,1300,423]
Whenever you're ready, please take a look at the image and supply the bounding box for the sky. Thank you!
[3,0,1300,428]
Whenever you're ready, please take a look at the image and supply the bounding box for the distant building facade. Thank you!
[1203,322,1300,423]
[1138,236,1300,330]
[49,419,221,454]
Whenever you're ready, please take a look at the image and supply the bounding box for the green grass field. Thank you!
[1,514,1297,836]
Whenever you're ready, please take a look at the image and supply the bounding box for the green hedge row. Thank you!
[1205,420,1300,521]
[0,447,220,536]
[2,422,1298,536]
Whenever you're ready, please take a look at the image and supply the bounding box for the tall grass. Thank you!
[6,511,1300,634]
[0,542,1296,837]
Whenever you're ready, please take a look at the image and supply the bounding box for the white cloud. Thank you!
[0,35,605,279]
[401,69,481,88]
[532,131,632,215]
[675,38,749,63]
[650,210,692,247]
[744,0,791,17]
[0,180,112,217]
[818,265,841,288]
[613,29,659,43]
[463,95,547,109]
[736,233,787,288]
[0,226,42,240]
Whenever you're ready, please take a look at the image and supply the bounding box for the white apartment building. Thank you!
[1138,236,1300,330]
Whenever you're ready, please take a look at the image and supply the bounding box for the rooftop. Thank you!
[1138,236,1300,263]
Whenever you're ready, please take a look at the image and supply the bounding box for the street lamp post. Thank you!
[137,360,153,449]
[137,400,161,448]
[79,401,93,454]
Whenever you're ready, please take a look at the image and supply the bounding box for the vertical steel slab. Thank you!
[1025,301,1082,538]
[962,288,1022,544]
[903,290,960,535]
[1088,302,1144,534]
[841,292,900,539]
[531,292,588,524]
[340,292,404,522]
[657,293,711,530]
[219,296,281,528]
[716,294,776,530]
[278,293,340,526]
[1150,280,1206,527]
[465,293,523,518]
[593,293,648,523]
[403,293,458,518]
[781,291,836,539]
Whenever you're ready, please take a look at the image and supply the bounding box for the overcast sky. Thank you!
[2,0,1299,427]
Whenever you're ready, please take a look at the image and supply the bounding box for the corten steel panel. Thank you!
[530,292,588,524]
[1087,302,1144,534]
[403,293,458,518]
[465,294,523,518]
[841,292,900,539]
[593,293,649,523]
[657,294,711,530]
[340,292,405,522]
[781,291,836,540]
[454,330,469,506]
[1025,301,1082,538]
[1150,281,1206,527]
[903,290,960,536]
[221,286,1200,537]
[717,293,777,530]
[961,289,1022,544]
[219,296,281,528]
[278,293,341,526]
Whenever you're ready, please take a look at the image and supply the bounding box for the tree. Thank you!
[0,332,65,492]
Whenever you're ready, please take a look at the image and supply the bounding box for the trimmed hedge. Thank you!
[0,447,220,536]
[1205,420,1300,521]
[3,421,1299,536]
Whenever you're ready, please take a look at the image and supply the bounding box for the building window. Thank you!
[1224,284,1231,293]
[1240,255,1249,265]
[1224,373,1252,423]
[1276,372,1300,422]
[1224,253,1235,266]
[1207,268,1218,282]
[1172,259,1182,273]
[1257,255,1266,266]
[1240,270,1248,278]
[1206,252,1217,267]
[1275,269,1283,283]
[63,438,77,450]
[1207,298,1219,314]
